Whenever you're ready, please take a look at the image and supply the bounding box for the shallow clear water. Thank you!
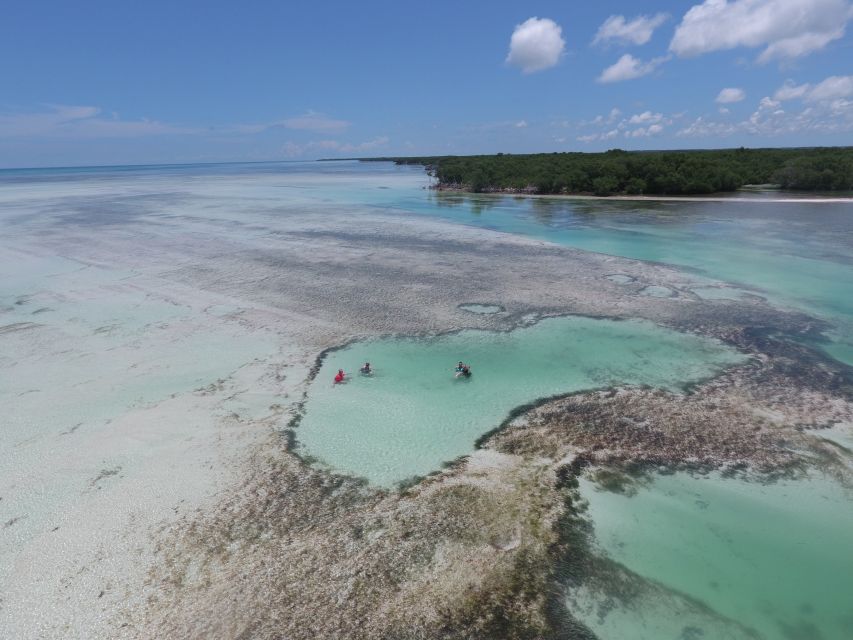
[1,161,850,638]
[296,316,745,486]
[691,286,753,301]
[397,191,853,366]
[576,472,853,640]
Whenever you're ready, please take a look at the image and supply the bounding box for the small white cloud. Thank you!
[0,104,195,138]
[677,117,739,137]
[774,80,811,101]
[759,96,781,110]
[506,17,566,73]
[716,88,746,104]
[55,105,101,120]
[806,75,853,102]
[670,0,852,63]
[593,13,669,46]
[597,54,668,83]
[679,84,853,138]
[719,107,730,114]
[772,75,853,104]
[515,120,529,128]
[339,136,390,153]
[586,107,623,126]
[626,123,665,137]
[758,25,847,63]
[282,136,389,158]
[629,111,664,124]
[577,134,599,143]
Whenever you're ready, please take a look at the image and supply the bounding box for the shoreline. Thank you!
[430,185,853,204]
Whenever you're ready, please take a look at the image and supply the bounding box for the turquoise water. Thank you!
[576,472,853,640]
[6,162,851,368]
[395,191,853,366]
[2,161,850,638]
[218,161,849,364]
[296,316,745,486]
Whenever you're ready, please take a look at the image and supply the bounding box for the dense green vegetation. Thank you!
[366,147,853,195]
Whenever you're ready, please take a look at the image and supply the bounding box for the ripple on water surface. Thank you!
[296,316,746,486]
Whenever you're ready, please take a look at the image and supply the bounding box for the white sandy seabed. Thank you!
[0,246,309,638]
[0,165,491,638]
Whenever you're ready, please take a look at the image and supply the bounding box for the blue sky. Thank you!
[2,0,852,167]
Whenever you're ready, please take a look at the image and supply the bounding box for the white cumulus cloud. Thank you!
[807,75,853,102]
[597,54,668,83]
[629,111,665,124]
[670,0,852,63]
[593,13,669,46]
[678,117,739,137]
[678,84,853,138]
[626,123,665,138]
[716,87,746,103]
[774,80,811,101]
[758,96,782,110]
[773,75,853,103]
[506,17,565,73]
[588,108,622,126]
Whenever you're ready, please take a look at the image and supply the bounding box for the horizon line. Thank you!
[4,143,853,171]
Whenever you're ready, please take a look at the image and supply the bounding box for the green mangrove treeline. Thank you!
[370,147,853,195]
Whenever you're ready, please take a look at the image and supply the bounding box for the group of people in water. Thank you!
[333,361,471,384]
[333,362,372,384]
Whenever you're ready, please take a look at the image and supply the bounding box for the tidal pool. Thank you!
[573,472,853,640]
[458,303,504,315]
[295,316,745,486]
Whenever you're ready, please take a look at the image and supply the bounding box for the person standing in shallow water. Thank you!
[334,369,345,384]
[359,362,372,375]
[454,361,471,378]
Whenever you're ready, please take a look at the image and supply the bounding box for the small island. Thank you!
[362,147,853,196]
